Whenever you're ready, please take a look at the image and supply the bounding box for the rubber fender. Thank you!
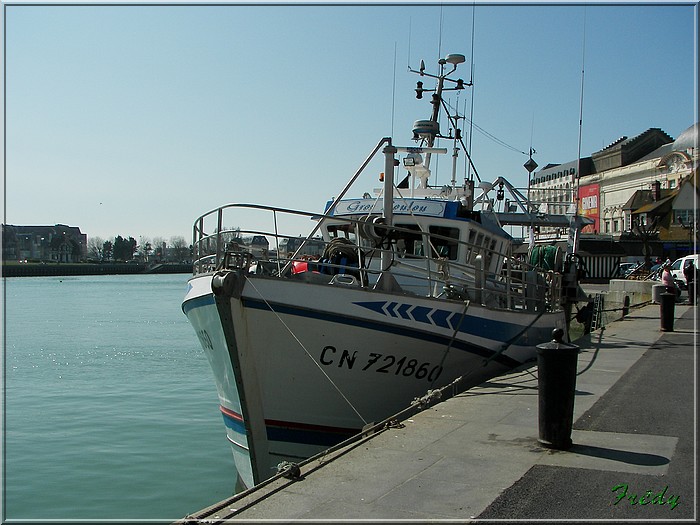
[211,271,236,296]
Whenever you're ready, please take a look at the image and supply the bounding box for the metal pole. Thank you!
[381,141,397,283]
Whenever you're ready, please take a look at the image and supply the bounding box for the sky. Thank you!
[2,1,698,244]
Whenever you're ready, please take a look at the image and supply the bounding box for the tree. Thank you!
[152,236,166,260]
[113,235,138,261]
[87,236,104,260]
[138,236,153,262]
[103,240,113,261]
[170,235,190,262]
[632,216,660,269]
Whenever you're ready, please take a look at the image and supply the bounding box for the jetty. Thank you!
[176,300,696,521]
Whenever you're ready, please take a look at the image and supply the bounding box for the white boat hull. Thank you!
[183,270,566,488]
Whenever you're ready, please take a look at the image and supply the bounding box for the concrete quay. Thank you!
[180,302,697,522]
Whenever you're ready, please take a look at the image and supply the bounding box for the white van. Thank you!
[669,254,699,288]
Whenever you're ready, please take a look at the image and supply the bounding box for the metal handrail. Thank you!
[190,203,564,312]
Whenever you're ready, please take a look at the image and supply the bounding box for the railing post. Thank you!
[381,142,397,291]
[506,254,512,309]
[216,208,223,268]
[196,217,204,274]
[273,210,281,276]
[474,254,484,304]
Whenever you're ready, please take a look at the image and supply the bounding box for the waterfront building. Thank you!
[1,224,88,263]
[528,122,698,273]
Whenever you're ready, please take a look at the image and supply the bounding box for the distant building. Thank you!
[524,122,698,279]
[280,236,326,258]
[528,123,698,258]
[2,224,88,262]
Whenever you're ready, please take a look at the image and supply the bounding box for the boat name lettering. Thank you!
[392,202,429,214]
[338,200,445,217]
[320,346,443,382]
[345,201,377,213]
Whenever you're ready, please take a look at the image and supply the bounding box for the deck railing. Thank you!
[192,204,564,312]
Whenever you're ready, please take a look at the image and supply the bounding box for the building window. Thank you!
[674,209,695,225]
[605,221,611,233]
[613,219,619,232]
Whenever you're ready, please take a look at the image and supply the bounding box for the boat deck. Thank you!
[177,301,696,521]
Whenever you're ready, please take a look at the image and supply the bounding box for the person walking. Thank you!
[683,260,696,305]
[662,263,677,298]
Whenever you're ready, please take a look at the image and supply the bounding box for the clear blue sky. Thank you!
[3,1,697,243]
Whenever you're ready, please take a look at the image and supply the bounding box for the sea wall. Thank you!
[2,263,192,277]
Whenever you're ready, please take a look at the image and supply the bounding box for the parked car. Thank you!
[669,254,699,289]
[617,262,638,278]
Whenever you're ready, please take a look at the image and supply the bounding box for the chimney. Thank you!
[652,180,661,201]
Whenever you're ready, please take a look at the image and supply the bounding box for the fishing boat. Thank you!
[182,53,587,490]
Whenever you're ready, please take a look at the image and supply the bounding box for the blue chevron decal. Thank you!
[354,301,386,315]
[430,308,451,329]
[354,301,458,330]
[397,303,412,319]
[385,301,400,317]
[353,300,523,343]
[411,306,431,323]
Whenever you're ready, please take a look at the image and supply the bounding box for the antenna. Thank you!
[575,8,586,211]
[466,4,476,184]
[391,42,397,138]
[407,17,412,70]
[569,6,587,257]
[437,4,444,60]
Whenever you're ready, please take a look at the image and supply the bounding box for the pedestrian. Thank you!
[662,263,677,298]
[683,260,696,305]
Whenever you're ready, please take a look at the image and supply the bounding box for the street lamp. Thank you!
[523,149,538,245]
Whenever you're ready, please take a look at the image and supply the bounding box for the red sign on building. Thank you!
[578,184,600,233]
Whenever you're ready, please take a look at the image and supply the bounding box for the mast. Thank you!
[410,54,469,173]
[568,8,587,258]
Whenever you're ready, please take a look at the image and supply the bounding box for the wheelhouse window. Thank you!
[428,226,459,260]
[393,224,424,258]
[466,229,478,263]
[326,223,356,242]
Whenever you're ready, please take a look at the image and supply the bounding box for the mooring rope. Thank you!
[431,298,470,389]
[244,275,368,426]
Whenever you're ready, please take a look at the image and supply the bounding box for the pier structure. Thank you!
[178,301,696,521]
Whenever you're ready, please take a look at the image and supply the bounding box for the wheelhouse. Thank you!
[322,197,511,278]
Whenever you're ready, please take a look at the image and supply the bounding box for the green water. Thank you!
[3,274,236,521]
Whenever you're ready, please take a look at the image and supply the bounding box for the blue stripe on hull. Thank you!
[182,293,215,314]
[266,425,357,447]
[221,410,358,448]
[241,296,536,368]
[222,412,246,434]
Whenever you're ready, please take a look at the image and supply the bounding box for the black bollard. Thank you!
[536,328,580,450]
[660,291,675,332]
[622,295,630,318]
[687,281,695,305]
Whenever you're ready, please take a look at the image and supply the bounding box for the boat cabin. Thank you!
[322,197,512,281]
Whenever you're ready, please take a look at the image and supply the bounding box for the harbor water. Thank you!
[3,274,237,521]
